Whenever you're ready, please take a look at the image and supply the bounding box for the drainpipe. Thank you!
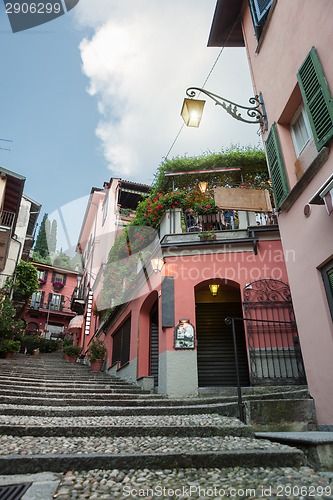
[9,234,22,299]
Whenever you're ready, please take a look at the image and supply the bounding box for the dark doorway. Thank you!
[149,302,159,387]
[196,301,250,387]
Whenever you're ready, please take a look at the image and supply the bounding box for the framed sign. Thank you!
[174,319,195,349]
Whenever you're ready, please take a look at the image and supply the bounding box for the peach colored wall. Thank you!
[102,241,289,386]
[240,0,333,423]
[162,240,288,353]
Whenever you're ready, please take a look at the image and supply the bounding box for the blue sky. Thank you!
[0,0,261,251]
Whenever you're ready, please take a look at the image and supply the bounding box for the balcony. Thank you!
[70,286,85,314]
[159,208,277,254]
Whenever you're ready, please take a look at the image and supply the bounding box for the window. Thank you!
[111,316,131,367]
[249,0,273,40]
[102,192,109,226]
[297,47,333,151]
[48,293,63,312]
[265,123,289,208]
[321,260,333,322]
[290,105,312,156]
[30,291,43,310]
[37,270,48,281]
[52,272,66,285]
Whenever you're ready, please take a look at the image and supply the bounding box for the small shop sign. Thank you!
[174,319,195,349]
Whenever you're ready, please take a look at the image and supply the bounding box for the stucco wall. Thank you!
[240,0,333,424]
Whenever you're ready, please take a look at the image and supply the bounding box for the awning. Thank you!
[68,315,84,331]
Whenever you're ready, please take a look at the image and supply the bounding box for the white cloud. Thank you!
[76,0,261,184]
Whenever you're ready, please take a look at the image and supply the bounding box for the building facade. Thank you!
[208,0,333,425]
[25,262,80,339]
[72,178,150,352]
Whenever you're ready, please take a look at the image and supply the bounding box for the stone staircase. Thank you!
[0,351,315,478]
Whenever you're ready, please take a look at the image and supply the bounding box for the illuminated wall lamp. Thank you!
[198,181,208,194]
[209,284,220,297]
[181,87,268,131]
[151,257,165,273]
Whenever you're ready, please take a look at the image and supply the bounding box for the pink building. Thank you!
[25,262,80,339]
[208,0,333,426]
[72,179,150,352]
[81,158,307,403]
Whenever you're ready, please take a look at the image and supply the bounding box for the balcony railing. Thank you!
[0,210,15,229]
[183,210,277,232]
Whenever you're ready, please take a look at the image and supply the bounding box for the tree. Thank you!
[13,261,39,300]
[0,289,25,339]
[34,213,49,258]
[49,219,57,254]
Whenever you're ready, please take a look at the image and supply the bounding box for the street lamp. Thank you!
[181,87,268,131]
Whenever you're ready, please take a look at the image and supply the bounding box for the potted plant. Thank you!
[198,230,217,241]
[63,344,81,363]
[87,339,106,372]
[52,281,64,291]
[0,339,21,359]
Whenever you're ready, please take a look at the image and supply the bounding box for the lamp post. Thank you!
[181,87,268,131]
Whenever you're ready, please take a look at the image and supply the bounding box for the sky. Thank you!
[0,0,261,252]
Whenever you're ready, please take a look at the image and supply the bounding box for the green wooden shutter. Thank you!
[265,123,289,209]
[297,47,333,151]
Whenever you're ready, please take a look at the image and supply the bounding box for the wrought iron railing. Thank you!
[183,210,277,233]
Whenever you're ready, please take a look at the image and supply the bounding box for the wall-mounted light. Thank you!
[209,284,220,297]
[151,257,164,273]
[181,98,206,127]
[181,87,268,130]
[198,181,208,194]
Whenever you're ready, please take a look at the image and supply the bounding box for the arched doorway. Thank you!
[137,291,159,387]
[195,280,250,387]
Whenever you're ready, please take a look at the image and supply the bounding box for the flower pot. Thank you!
[68,355,77,364]
[5,352,14,359]
[90,359,104,372]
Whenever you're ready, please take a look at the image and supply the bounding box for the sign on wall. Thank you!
[214,187,272,212]
[174,320,195,349]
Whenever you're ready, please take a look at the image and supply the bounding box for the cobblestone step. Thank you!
[0,352,312,478]
[0,402,239,417]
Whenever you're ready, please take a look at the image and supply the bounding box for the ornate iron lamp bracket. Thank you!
[186,87,268,131]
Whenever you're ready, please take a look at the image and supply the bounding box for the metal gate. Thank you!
[242,279,306,385]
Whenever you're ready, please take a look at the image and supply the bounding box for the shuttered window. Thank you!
[265,123,289,208]
[297,47,333,151]
[111,316,131,367]
[249,0,273,39]
[322,261,333,322]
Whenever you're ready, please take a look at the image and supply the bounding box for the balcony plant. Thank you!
[87,339,107,372]
[38,278,47,286]
[0,339,21,359]
[63,344,81,363]
[52,281,64,290]
[198,230,217,241]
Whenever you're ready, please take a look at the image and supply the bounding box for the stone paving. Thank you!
[0,352,332,499]
[53,467,333,499]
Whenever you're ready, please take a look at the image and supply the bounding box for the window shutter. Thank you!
[52,272,56,283]
[44,271,48,281]
[41,291,45,308]
[253,0,273,22]
[265,123,289,208]
[63,274,67,285]
[60,295,65,311]
[297,47,333,151]
[47,293,52,307]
